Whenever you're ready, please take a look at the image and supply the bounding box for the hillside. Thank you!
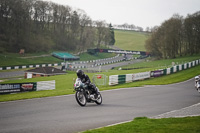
[114,30,149,51]
[0,30,148,67]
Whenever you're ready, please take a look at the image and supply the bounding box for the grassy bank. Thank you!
[84,116,200,133]
[0,53,61,67]
[0,30,147,67]
[0,52,116,67]
[79,52,116,61]
[115,30,148,51]
[117,54,200,70]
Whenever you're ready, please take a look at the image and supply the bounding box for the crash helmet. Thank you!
[195,76,199,81]
[76,69,84,78]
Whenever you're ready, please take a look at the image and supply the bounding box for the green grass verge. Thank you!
[0,53,61,67]
[79,52,116,61]
[115,54,200,71]
[115,30,149,51]
[84,116,200,133]
[0,52,116,67]
[0,73,75,102]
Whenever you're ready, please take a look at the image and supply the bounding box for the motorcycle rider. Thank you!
[76,69,99,98]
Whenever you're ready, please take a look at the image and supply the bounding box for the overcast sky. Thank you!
[46,0,200,29]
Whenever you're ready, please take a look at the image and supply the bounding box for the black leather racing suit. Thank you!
[79,74,97,94]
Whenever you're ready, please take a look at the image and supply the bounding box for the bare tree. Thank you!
[95,20,107,48]
[0,0,112,53]
[145,11,200,59]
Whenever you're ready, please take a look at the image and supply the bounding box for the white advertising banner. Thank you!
[37,80,55,91]
[132,72,151,81]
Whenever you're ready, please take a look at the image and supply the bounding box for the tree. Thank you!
[78,9,93,52]
[184,11,200,55]
[109,23,115,45]
[95,20,106,48]
[145,27,163,58]
[145,13,189,59]
[0,0,112,53]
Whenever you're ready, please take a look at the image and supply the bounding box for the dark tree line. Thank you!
[145,11,200,59]
[0,0,115,53]
[113,23,144,32]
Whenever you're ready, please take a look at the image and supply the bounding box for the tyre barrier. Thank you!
[69,58,124,69]
[0,63,61,71]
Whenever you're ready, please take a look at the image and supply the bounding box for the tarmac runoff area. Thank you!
[151,102,200,119]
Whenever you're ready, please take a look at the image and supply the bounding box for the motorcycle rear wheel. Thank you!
[75,91,86,106]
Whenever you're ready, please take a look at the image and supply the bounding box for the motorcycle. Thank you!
[195,76,200,93]
[74,78,102,106]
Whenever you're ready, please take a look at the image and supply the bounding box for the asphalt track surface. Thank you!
[0,71,24,79]
[87,59,144,71]
[0,79,200,133]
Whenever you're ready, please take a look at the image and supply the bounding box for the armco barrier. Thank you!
[109,59,200,86]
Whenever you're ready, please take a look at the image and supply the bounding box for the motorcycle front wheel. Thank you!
[95,93,102,105]
[75,91,86,106]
